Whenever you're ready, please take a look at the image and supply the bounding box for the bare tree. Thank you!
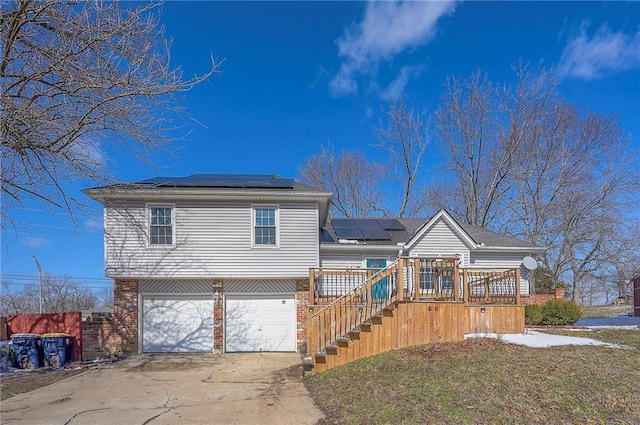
[0,274,97,315]
[1,0,218,230]
[432,64,639,304]
[0,280,36,315]
[373,102,430,217]
[433,66,557,227]
[96,285,114,308]
[298,144,386,217]
[510,100,638,303]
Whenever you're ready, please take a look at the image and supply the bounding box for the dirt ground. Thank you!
[1,367,88,400]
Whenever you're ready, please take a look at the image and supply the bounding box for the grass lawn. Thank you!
[580,305,633,318]
[306,335,639,425]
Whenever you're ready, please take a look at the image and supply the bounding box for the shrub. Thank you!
[542,299,582,325]
[525,304,543,325]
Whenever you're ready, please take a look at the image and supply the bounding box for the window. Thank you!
[420,267,454,294]
[420,267,437,291]
[253,207,277,246]
[149,206,173,245]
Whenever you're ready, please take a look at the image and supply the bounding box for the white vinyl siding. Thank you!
[104,202,319,278]
[408,218,471,266]
[469,251,531,295]
[319,252,398,269]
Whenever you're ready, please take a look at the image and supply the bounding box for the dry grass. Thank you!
[580,305,634,318]
[306,336,639,425]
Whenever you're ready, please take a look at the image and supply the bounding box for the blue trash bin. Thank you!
[42,333,74,368]
[10,333,44,369]
[0,341,17,372]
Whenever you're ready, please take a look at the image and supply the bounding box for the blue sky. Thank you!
[2,1,639,295]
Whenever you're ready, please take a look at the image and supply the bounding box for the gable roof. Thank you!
[83,173,332,224]
[322,209,543,252]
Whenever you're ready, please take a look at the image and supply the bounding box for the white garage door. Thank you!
[142,295,214,353]
[225,294,296,352]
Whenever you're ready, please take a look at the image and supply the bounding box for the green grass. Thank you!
[306,337,639,425]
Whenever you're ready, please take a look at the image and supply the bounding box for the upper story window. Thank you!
[149,206,173,245]
[253,206,278,247]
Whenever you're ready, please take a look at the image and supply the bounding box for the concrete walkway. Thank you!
[0,353,325,425]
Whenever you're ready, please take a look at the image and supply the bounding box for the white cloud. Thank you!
[85,218,104,231]
[65,134,106,167]
[559,24,640,80]
[330,0,457,97]
[381,66,422,101]
[365,107,374,119]
[21,237,49,248]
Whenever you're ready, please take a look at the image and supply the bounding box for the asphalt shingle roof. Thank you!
[323,216,540,249]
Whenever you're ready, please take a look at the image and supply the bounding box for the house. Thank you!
[84,173,544,368]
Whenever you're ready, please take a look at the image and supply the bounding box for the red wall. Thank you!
[634,277,640,318]
[6,312,83,361]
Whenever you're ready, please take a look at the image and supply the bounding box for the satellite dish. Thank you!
[522,256,538,270]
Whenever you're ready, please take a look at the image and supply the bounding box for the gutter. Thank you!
[320,243,403,252]
[474,245,548,253]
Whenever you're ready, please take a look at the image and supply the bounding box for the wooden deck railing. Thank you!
[310,257,460,305]
[308,261,402,357]
[307,258,521,359]
[462,268,521,304]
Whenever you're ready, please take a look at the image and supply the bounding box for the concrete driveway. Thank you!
[0,353,325,425]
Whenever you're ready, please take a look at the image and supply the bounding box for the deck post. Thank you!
[414,259,421,300]
[309,268,316,305]
[463,269,469,303]
[484,277,490,303]
[453,261,460,301]
[515,268,521,305]
[397,258,405,301]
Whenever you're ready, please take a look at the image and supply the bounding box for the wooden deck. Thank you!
[306,256,525,373]
[310,301,524,373]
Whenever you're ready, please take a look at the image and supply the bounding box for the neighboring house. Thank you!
[84,174,544,359]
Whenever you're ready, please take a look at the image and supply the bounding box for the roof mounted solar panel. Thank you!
[334,227,365,240]
[136,174,294,189]
[352,219,381,228]
[320,229,335,243]
[331,219,358,228]
[359,227,391,240]
[376,219,406,231]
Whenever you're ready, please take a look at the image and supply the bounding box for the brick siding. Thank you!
[521,288,566,305]
[113,279,139,354]
[296,279,309,354]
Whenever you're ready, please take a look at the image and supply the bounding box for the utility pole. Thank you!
[32,255,42,314]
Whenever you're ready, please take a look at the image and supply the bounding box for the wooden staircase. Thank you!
[306,259,403,369]
[305,257,524,373]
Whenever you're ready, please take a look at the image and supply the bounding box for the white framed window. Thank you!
[149,205,174,245]
[252,206,279,247]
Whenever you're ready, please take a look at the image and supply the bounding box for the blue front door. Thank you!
[366,258,388,301]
